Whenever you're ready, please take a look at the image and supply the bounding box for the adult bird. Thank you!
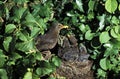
[35,22,68,51]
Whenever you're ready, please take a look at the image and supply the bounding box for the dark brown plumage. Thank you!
[58,35,90,62]
[35,22,68,51]
[67,34,78,46]
[58,35,79,61]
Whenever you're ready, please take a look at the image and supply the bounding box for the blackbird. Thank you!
[35,22,68,51]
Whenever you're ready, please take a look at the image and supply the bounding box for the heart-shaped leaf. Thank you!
[99,31,111,43]
[105,0,118,13]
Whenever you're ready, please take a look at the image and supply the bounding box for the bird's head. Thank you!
[52,22,69,31]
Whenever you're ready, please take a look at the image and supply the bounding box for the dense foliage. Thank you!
[0,0,120,79]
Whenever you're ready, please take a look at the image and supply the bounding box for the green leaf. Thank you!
[32,73,40,79]
[105,0,118,13]
[76,0,84,12]
[36,61,54,76]
[35,18,46,34]
[35,52,42,61]
[3,36,12,52]
[23,71,32,79]
[111,16,119,25]
[79,24,90,33]
[110,27,118,38]
[41,68,53,76]
[36,67,53,76]
[36,68,42,75]
[110,26,120,41]
[31,27,40,37]
[85,30,95,40]
[10,6,27,23]
[24,13,45,34]
[15,39,35,52]
[51,56,61,67]
[5,24,16,33]
[25,13,36,23]
[0,50,7,67]
[97,14,106,31]
[119,4,120,11]
[87,11,94,20]
[99,31,110,43]
[114,25,120,34]
[19,32,28,41]
[88,0,95,11]
[11,53,22,60]
[97,68,106,77]
[0,69,8,79]
[100,58,107,70]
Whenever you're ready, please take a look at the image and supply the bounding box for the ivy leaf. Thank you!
[0,49,7,67]
[14,7,27,20]
[85,30,95,40]
[114,25,120,34]
[36,61,53,76]
[35,52,42,61]
[36,68,53,76]
[99,31,111,43]
[3,36,12,52]
[87,11,94,20]
[51,56,61,67]
[105,0,118,13]
[97,14,106,31]
[119,4,120,11]
[0,69,8,79]
[19,32,28,41]
[100,58,107,70]
[76,0,84,12]
[97,68,106,77]
[31,27,40,37]
[36,68,42,76]
[110,27,118,38]
[79,24,90,33]
[15,39,35,52]
[35,18,46,34]
[11,53,22,61]
[111,16,119,25]
[88,0,95,11]
[24,13,45,34]
[23,71,32,79]
[5,24,16,33]
[110,26,120,41]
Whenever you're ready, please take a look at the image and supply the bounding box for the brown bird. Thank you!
[58,35,79,61]
[58,35,90,62]
[35,22,68,51]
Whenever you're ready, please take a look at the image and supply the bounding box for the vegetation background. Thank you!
[0,0,120,79]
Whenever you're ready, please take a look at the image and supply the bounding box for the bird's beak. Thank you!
[62,25,69,29]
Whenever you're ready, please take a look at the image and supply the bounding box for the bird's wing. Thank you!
[39,34,55,44]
